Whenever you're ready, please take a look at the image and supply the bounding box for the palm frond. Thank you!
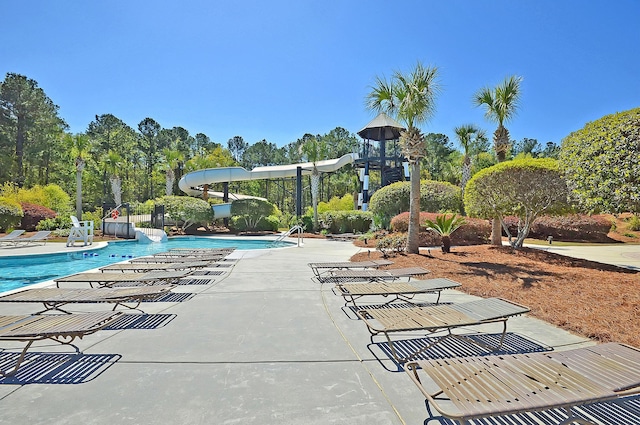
[396,62,441,127]
[365,75,396,115]
[495,75,523,124]
[453,124,481,153]
[424,213,467,236]
[473,87,499,123]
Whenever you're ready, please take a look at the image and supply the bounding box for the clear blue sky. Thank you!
[3,1,639,152]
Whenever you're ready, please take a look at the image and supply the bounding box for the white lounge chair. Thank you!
[66,215,94,247]
[13,230,51,246]
[0,229,26,246]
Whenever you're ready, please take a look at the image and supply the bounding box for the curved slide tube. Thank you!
[178,153,358,218]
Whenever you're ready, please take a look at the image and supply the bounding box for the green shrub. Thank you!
[627,215,640,231]
[229,198,278,232]
[82,208,104,230]
[230,214,279,232]
[317,194,355,214]
[369,182,410,227]
[17,184,71,213]
[262,215,280,232]
[376,233,407,257]
[464,158,570,247]
[130,200,155,214]
[560,107,640,214]
[36,215,72,231]
[299,215,313,232]
[320,210,373,234]
[0,182,19,199]
[419,180,463,213]
[0,196,24,232]
[158,196,213,231]
[369,180,462,228]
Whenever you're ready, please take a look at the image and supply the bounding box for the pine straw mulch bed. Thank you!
[350,245,640,347]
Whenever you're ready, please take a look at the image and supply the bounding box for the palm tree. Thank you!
[424,213,466,253]
[65,134,90,220]
[104,151,123,206]
[366,62,441,253]
[454,124,485,198]
[300,135,327,232]
[162,148,185,196]
[474,75,522,245]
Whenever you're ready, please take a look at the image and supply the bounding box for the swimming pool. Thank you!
[0,237,291,293]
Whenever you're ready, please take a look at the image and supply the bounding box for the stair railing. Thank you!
[272,224,304,247]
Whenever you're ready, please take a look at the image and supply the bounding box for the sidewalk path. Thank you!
[527,242,640,271]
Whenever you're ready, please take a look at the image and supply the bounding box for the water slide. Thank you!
[178,153,358,218]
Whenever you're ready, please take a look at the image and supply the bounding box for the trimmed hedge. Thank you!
[320,210,373,234]
[390,212,490,246]
[560,107,640,214]
[387,212,612,245]
[525,214,611,242]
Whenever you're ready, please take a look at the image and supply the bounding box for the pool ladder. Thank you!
[272,225,304,247]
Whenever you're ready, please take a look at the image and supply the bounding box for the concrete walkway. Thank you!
[526,242,640,271]
[0,238,635,424]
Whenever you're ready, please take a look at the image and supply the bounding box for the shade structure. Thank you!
[357,112,405,141]
[356,113,406,209]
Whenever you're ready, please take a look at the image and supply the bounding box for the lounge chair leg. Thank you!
[0,340,34,377]
[113,300,144,313]
[498,320,507,349]
[385,332,453,364]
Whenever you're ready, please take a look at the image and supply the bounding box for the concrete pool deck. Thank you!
[0,238,638,424]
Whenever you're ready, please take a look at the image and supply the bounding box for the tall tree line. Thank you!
[0,72,560,217]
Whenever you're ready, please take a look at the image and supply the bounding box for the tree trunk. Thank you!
[491,125,510,245]
[311,170,320,232]
[75,157,85,219]
[110,176,122,206]
[442,235,451,253]
[407,161,421,254]
[166,168,175,196]
[491,218,502,246]
[15,117,26,187]
[76,171,83,220]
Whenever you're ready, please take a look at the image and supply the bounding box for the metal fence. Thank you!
[101,203,165,240]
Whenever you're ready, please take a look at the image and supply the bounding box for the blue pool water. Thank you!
[0,237,290,293]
